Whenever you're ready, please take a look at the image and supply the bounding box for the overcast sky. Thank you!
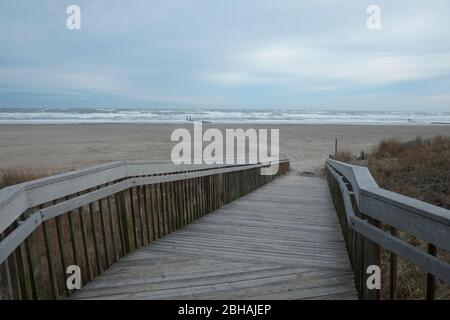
[1,0,450,111]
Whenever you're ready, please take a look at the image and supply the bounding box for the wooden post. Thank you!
[389,227,398,300]
[142,185,151,244]
[106,193,119,261]
[42,220,58,299]
[335,138,338,158]
[426,244,437,300]
[116,191,131,254]
[154,183,162,237]
[128,188,139,249]
[360,217,381,300]
[77,198,93,283]
[88,202,102,276]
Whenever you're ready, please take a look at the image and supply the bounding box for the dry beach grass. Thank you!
[336,135,450,299]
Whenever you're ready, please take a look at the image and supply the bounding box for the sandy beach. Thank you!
[0,123,449,174]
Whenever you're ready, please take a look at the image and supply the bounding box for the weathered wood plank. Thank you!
[73,175,356,300]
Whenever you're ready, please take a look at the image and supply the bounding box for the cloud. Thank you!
[1,0,450,110]
[205,72,258,85]
[206,42,450,89]
[0,66,128,94]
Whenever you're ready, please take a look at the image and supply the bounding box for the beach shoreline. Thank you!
[0,123,449,173]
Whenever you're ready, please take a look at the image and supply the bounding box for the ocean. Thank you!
[0,108,449,125]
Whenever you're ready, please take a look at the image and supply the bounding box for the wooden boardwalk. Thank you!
[73,174,357,300]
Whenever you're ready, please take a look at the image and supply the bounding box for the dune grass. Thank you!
[0,169,51,190]
[368,136,450,209]
[336,135,450,299]
[370,136,450,299]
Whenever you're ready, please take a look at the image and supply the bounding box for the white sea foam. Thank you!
[0,108,449,125]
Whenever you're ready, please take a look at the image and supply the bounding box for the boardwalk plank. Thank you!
[73,175,357,300]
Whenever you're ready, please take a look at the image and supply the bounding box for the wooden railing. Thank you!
[0,159,290,300]
[326,158,450,299]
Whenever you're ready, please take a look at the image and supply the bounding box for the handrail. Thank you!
[0,160,287,235]
[0,159,290,300]
[327,159,450,226]
[326,158,450,298]
[326,159,450,251]
[0,159,288,265]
